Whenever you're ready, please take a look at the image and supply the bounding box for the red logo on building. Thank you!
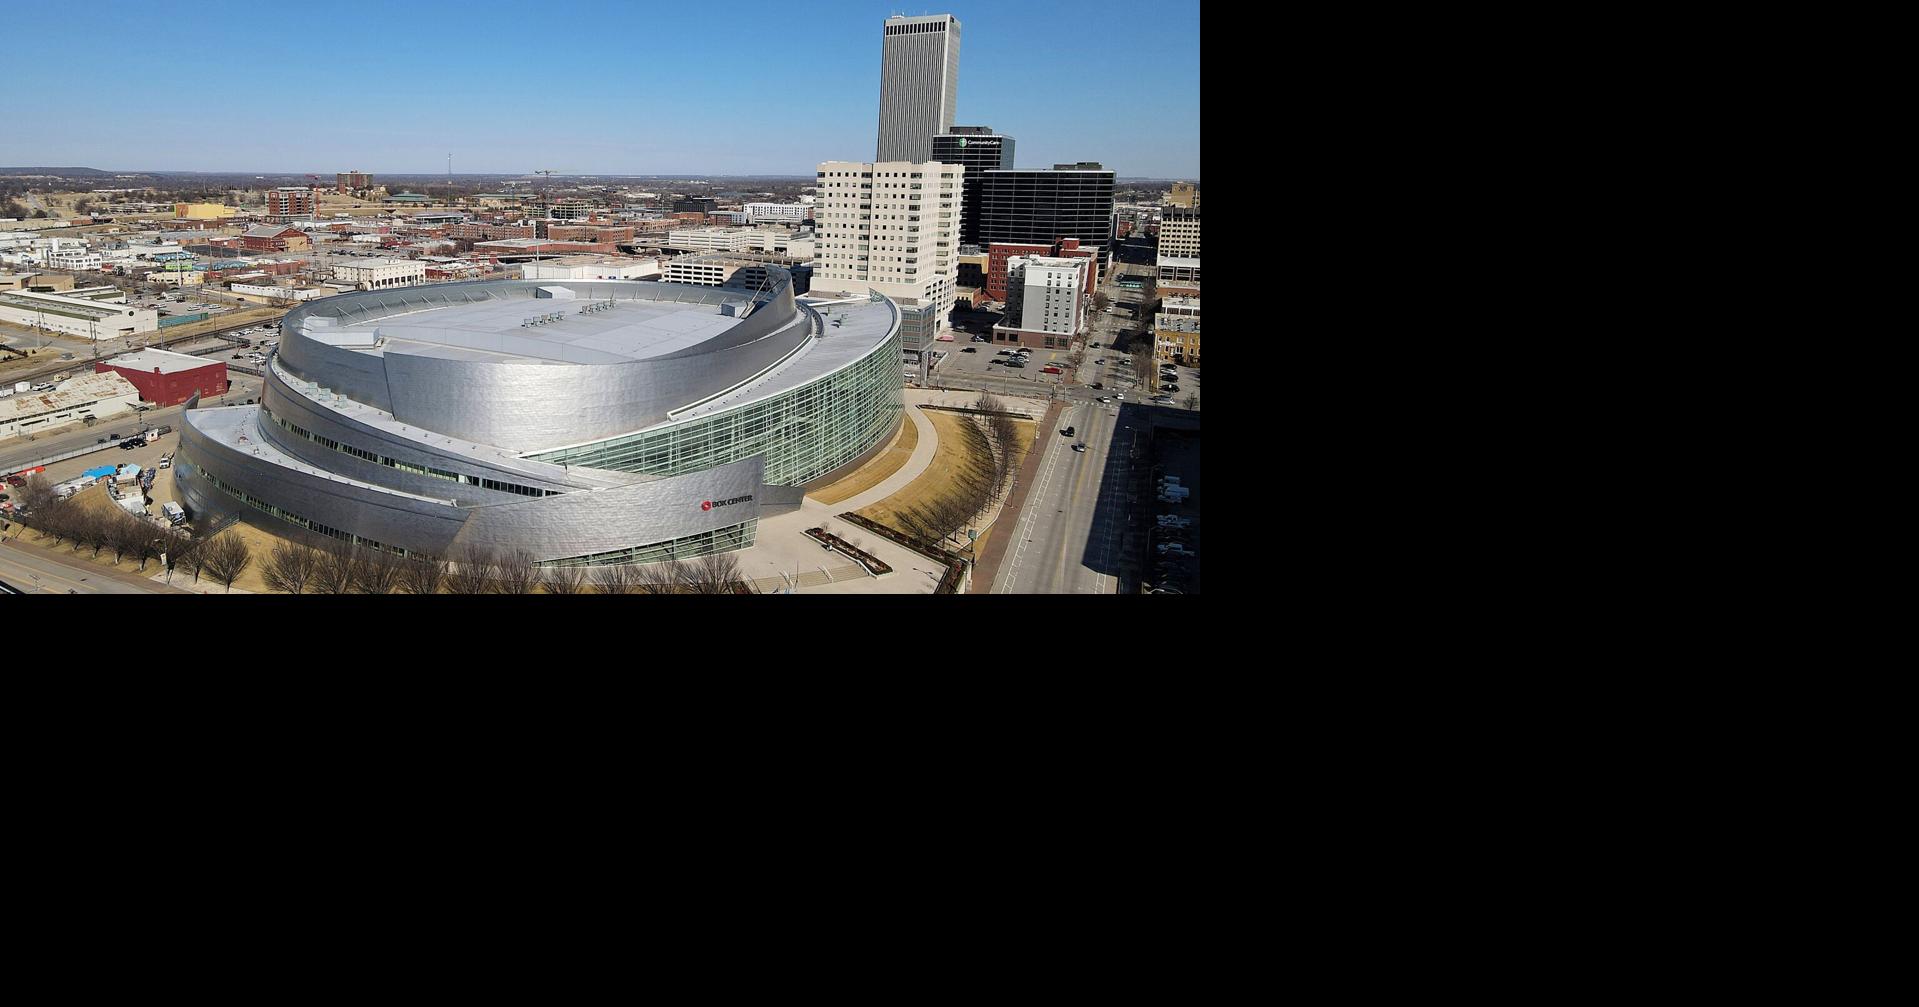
[701,500,713,511]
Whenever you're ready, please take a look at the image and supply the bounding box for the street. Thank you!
[0,535,169,593]
[994,398,1128,594]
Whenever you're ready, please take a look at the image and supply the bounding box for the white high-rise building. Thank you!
[993,255,1091,349]
[876,15,961,163]
[812,160,964,327]
[1159,208,1200,260]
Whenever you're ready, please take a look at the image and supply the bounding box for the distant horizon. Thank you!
[1,1,1200,177]
[1,167,1198,183]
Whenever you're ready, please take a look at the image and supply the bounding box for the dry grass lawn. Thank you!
[808,413,915,505]
[854,413,1034,540]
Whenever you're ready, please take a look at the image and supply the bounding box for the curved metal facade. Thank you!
[275,278,812,453]
[173,274,903,565]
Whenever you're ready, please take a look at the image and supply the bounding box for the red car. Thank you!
[1041,366,1062,375]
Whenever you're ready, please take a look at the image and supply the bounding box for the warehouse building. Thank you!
[1,372,142,440]
[96,348,230,407]
[0,289,158,338]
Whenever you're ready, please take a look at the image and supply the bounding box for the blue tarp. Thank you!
[83,466,116,479]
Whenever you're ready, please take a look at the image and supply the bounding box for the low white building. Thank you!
[745,202,810,224]
[230,282,329,301]
[47,248,103,271]
[330,258,425,290]
[0,289,158,338]
[664,227,760,252]
[1,371,142,440]
[520,256,664,281]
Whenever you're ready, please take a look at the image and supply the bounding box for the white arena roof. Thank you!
[302,287,753,365]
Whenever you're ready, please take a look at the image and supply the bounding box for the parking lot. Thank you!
[929,331,1077,388]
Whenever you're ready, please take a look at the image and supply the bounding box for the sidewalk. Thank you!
[832,403,939,512]
[968,400,1065,594]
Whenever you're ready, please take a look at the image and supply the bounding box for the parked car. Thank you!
[155,425,172,435]
[97,437,109,444]
[1096,396,1111,403]
[109,433,121,440]
[5,476,25,488]
[1041,366,1062,374]
[960,347,977,353]
[996,349,1013,355]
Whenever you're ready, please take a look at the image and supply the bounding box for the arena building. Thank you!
[174,272,903,566]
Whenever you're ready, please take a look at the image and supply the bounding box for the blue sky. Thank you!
[0,0,1199,178]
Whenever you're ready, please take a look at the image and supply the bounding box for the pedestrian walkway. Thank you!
[968,400,1065,593]
[830,401,939,512]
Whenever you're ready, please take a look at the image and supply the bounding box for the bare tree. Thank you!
[589,563,637,595]
[353,546,404,595]
[494,548,539,594]
[108,514,147,565]
[1131,342,1155,387]
[172,531,209,584]
[17,475,60,517]
[698,551,751,594]
[539,563,586,595]
[261,540,321,594]
[202,534,253,593]
[638,558,686,595]
[128,524,164,572]
[399,551,449,595]
[1182,392,1199,411]
[311,538,360,594]
[73,510,109,559]
[445,546,497,594]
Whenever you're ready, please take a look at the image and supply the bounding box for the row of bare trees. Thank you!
[7,475,256,590]
[8,473,756,594]
[255,540,755,594]
[889,396,1023,551]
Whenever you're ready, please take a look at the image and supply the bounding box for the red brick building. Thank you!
[448,223,535,241]
[96,349,228,407]
[547,224,636,243]
[240,225,310,252]
[986,238,1098,302]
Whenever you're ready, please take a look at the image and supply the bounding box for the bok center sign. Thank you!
[701,494,753,512]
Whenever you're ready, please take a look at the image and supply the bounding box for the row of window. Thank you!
[196,466,406,555]
[262,405,560,498]
[541,520,758,569]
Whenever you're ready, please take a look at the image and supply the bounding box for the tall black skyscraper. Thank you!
[977,163,1118,275]
[932,126,1015,248]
